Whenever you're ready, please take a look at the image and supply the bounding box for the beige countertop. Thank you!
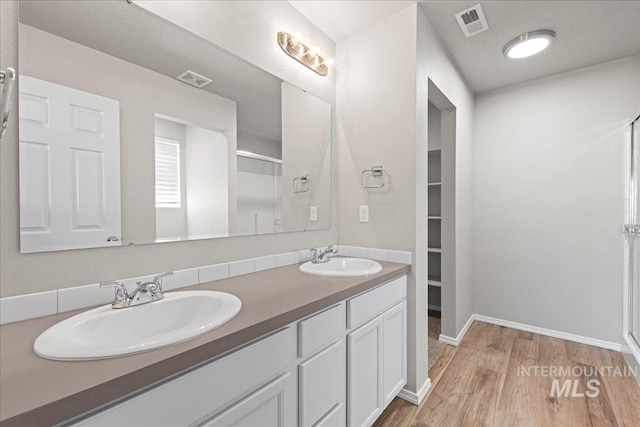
[0,261,410,426]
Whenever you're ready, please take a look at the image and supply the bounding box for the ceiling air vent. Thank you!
[455,4,489,38]
[176,70,212,88]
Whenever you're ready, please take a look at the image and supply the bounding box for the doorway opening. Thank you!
[427,80,456,369]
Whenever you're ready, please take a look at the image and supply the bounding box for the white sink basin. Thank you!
[299,257,383,278]
[34,291,241,360]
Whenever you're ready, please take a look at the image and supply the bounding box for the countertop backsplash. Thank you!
[0,245,411,325]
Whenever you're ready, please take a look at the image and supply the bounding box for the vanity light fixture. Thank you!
[503,30,555,59]
[277,32,332,76]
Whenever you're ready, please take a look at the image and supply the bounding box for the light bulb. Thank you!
[506,38,549,58]
[503,30,555,59]
[293,33,304,46]
[322,58,335,67]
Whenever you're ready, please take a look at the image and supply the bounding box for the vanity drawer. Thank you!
[347,275,407,329]
[298,303,345,358]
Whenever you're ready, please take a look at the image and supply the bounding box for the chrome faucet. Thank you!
[100,272,173,309]
[309,245,338,264]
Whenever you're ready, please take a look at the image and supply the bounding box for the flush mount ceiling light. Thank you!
[277,32,332,76]
[503,30,556,59]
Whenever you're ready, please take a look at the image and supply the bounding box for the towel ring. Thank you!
[361,165,385,189]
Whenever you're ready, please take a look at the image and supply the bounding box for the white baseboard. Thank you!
[473,314,623,352]
[438,314,474,347]
[397,378,431,405]
[437,314,623,352]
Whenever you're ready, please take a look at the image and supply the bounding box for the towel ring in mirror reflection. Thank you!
[293,174,310,193]
[0,67,16,139]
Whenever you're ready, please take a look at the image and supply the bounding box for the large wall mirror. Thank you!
[17,1,332,253]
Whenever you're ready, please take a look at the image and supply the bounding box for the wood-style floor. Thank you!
[374,322,640,427]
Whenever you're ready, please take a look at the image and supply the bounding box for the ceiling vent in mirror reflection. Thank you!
[176,70,212,88]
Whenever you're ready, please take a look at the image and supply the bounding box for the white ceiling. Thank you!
[420,1,640,93]
[288,1,416,42]
[290,0,640,93]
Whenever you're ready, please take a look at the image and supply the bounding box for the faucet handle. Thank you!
[153,272,173,282]
[100,280,125,289]
[325,245,339,256]
[100,281,129,302]
[152,272,173,291]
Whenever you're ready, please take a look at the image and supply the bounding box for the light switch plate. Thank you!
[310,206,318,222]
[359,205,369,223]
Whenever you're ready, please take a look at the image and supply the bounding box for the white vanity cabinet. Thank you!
[201,373,293,427]
[382,301,408,407]
[347,276,407,427]
[347,316,384,427]
[297,304,346,427]
[73,328,295,427]
[69,275,406,427]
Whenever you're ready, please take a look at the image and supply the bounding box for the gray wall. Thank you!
[335,4,475,396]
[472,55,640,344]
[336,5,421,392]
[237,129,281,160]
[281,83,332,232]
[185,125,230,238]
[0,0,336,297]
[416,7,474,344]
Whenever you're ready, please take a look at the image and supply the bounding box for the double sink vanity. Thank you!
[0,256,409,427]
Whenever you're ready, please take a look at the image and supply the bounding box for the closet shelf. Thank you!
[428,247,442,253]
[428,148,442,153]
[428,216,441,220]
[428,182,441,186]
[428,279,441,287]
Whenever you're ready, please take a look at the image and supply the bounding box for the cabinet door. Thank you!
[316,403,345,427]
[201,373,293,427]
[382,301,407,407]
[347,316,383,427]
[299,340,345,427]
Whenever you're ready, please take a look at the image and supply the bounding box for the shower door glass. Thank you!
[236,155,283,236]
